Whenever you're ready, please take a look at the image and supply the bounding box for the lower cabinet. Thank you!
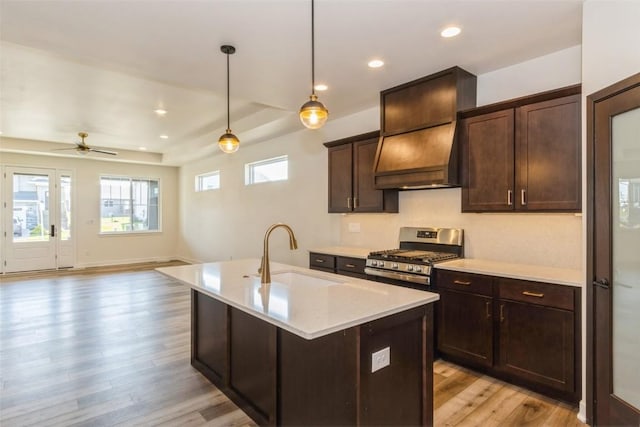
[309,252,367,279]
[435,269,580,403]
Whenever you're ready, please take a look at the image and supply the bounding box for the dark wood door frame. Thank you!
[586,72,640,426]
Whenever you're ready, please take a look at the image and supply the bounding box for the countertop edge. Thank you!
[435,260,583,288]
[307,246,373,259]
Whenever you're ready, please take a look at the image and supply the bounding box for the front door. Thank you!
[3,167,74,272]
[589,73,640,425]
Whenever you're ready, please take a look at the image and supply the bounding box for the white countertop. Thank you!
[435,259,583,288]
[157,259,439,340]
[308,246,374,259]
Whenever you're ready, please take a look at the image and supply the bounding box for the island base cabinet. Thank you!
[278,329,358,426]
[360,305,434,427]
[190,290,435,426]
[497,300,575,394]
[229,308,278,425]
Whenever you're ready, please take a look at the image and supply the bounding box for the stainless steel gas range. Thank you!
[365,227,463,288]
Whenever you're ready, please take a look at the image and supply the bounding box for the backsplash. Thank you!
[338,188,582,270]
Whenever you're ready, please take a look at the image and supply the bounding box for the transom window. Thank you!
[245,155,288,185]
[100,176,160,233]
[195,171,220,192]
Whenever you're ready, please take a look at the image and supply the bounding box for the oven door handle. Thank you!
[364,268,430,285]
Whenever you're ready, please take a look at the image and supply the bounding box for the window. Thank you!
[100,176,160,233]
[245,155,288,185]
[195,171,220,192]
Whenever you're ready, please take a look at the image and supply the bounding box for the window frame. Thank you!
[244,155,289,186]
[195,170,221,192]
[99,175,162,235]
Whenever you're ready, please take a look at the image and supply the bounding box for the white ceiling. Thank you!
[0,0,583,165]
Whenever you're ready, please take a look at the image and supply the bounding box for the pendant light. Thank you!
[299,0,328,129]
[218,45,240,153]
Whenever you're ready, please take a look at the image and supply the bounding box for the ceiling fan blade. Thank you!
[88,148,118,155]
[52,147,81,151]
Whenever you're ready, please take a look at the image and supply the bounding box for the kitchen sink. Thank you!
[269,271,342,288]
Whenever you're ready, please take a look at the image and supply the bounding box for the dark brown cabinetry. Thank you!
[461,86,581,212]
[325,131,398,213]
[191,289,434,426]
[436,271,493,368]
[309,252,367,279]
[435,269,580,402]
[496,278,577,395]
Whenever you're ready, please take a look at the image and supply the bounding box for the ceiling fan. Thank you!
[55,132,118,156]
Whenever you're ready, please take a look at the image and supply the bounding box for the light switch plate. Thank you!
[348,222,361,233]
[371,347,390,373]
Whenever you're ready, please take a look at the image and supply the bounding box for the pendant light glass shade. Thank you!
[218,130,240,153]
[300,94,328,129]
[218,45,239,153]
[300,0,328,129]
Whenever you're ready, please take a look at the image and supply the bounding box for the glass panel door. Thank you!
[611,106,640,409]
[57,171,74,268]
[4,167,57,272]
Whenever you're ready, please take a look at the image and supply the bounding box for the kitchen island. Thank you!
[157,259,439,426]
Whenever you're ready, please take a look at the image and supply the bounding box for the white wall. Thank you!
[338,45,584,270]
[579,0,640,422]
[0,151,180,268]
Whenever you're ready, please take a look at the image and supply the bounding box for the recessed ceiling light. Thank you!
[441,26,461,38]
[154,109,168,116]
[159,135,169,139]
[314,84,328,91]
[368,59,384,68]
[139,147,148,151]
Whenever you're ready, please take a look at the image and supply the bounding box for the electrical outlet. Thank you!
[371,346,390,373]
[348,222,361,233]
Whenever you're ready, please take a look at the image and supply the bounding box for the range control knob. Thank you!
[378,262,385,268]
[392,263,399,269]
[415,266,422,273]
[371,260,378,266]
[407,265,414,272]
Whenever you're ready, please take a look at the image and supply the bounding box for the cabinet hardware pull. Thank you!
[345,264,356,268]
[500,304,505,322]
[507,190,513,206]
[315,259,325,263]
[453,280,471,286]
[521,189,527,206]
[347,197,352,209]
[354,197,358,208]
[522,291,544,298]
[485,301,491,319]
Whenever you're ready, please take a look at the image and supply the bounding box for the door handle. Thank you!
[347,197,352,209]
[521,189,527,206]
[50,225,55,237]
[507,190,513,206]
[593,278,610,289]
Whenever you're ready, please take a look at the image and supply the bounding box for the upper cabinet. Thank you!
[460,86,582,212]
[325,131,398,213]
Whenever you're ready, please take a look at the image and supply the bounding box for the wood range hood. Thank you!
[374,66,477,190]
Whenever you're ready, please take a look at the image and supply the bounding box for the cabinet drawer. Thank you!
[497,278,574,311]
[436,270,493,296]
[336,256,366,275]
[309,253,336,270]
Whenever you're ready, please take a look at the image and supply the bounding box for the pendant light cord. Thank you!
[311,0,315,96]
[226,51,230,130]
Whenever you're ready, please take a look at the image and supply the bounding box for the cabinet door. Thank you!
[353,137,385,212]
[516,94,581,211]
[461,109,515,211]
[327,144,353,213]
[437,289,493,368]
[498,300,575,392]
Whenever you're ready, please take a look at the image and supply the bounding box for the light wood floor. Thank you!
[0,265,584,426]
